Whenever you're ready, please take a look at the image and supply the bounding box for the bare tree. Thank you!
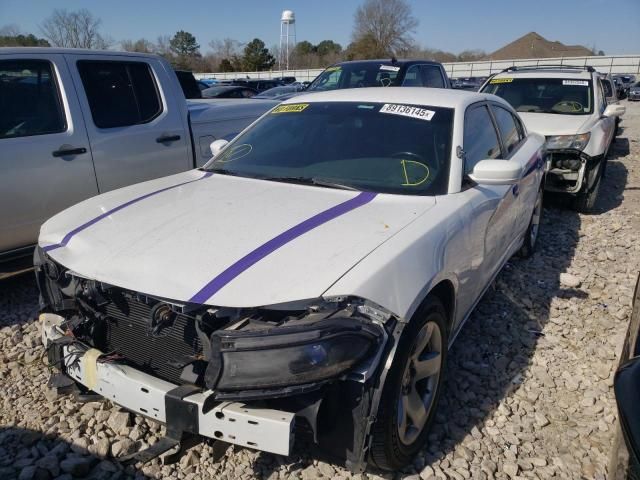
[40,9,112,49]
[121,38,155,53]
[351,0,418,58]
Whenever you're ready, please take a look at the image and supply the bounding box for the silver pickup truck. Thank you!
[0,48,276,266]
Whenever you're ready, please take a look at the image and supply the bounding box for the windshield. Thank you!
[307,63,402,92]
[482,78,593,115]
[203,101,453,195]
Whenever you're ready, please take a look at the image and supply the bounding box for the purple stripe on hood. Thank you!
[43,171,213,253]
[189,191,377,304]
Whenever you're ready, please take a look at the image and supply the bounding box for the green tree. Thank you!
[219,58,235,72]
[316,40,342,57]
[0,33,50,47]
[294,40,316,56]
[242,38,275,71]
[170,30,200,57]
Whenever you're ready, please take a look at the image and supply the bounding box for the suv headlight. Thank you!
[208,317,382,391]
[546,133,591,151]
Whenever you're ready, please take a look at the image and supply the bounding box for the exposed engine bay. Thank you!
[545,150,601,194]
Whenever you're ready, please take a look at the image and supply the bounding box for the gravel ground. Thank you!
[1,100,639,480]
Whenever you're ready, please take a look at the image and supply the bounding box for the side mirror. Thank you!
[467,159,523,185]
[210,139,229,157]
[603,104,626,118]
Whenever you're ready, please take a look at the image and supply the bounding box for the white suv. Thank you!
[481,66,625,212]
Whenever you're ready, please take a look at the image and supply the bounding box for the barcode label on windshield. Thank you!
[380,104,435,121]
[563,80,589,86]
[380,65,401,72]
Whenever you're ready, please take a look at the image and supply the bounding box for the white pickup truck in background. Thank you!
[0,48,276,267]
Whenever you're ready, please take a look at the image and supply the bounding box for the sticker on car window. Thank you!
[324,66,341,72]
[271,103,309,113]
[379,103,435,121]
[380,65,401,72]
[490,77,513,84]
[562,80,589,86]
[400,159,430,186]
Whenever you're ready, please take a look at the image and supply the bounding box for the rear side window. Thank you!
[491,105,523,156]
[77,61,162,128]
[602,79,613,98]
[403,65,445,88]
[0,59,66,139]
[463,105,501,174]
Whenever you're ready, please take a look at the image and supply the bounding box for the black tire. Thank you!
[518,187,543,258]
[573,161,603,213]
[369,297,448,471]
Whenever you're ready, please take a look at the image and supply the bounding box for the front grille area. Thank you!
[100,293,202,385]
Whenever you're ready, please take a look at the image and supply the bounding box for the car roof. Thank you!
[331,59,442,67]
[492,68,592,80]
[284,87,505,110]
[0,47,159,58]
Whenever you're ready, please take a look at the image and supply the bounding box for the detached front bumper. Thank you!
[41,313,294,457]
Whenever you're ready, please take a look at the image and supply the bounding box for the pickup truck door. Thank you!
[65,53,192,193]
[0,53,98,254]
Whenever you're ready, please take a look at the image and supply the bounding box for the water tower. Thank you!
[279,10,296,71]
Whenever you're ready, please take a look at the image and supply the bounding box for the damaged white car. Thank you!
[36,88,545,471]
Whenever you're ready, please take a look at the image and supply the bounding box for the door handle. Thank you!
[156,135,181,143]
[52,147,87,157]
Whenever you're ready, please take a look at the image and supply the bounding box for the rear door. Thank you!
[0,53,98,253]
[66,53,192,192]
[596,77,616,152]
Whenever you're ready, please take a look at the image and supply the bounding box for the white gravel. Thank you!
[1,100,639,480]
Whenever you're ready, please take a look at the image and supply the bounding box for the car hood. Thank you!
[517,112,591,136]
[40,170,435,307]
[187,99,277,125]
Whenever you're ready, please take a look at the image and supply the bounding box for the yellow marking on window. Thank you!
[400,159,430,186]
[490,77,513,84]
[271,103,310,113]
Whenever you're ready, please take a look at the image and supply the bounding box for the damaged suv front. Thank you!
[36,247,393,468]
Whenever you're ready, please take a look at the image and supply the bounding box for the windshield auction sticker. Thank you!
[380,65,401,72]
[490,77,513,84]
[271,103,309,113]
[562,80,589,86]
[379,104,435,121]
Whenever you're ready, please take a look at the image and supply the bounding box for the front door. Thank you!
[0,54,98,253]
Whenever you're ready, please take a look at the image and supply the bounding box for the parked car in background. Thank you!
[0,48,276,265]
[201,85,258,98]
[452,77,486,91]
[481,65,625,212]
[230,79,280,92]
[608,272,640,479]
[618,75,637,95]
[36,87,545,472]
[613,77,627,99]
[197,80,210,91]
[272,75,297,85]
[252,84,306,99]
[628,82,640,101]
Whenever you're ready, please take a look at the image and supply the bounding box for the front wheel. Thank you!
[573,162,603,213]
[369,297,448,471]
[518,187,543,258]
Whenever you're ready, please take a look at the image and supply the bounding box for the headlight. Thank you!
[545,133,591,151]
[209,317,382,390]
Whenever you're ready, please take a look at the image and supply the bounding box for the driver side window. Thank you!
[463,105,502,175]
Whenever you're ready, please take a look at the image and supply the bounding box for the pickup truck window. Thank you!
[463,105,501,174]
[77,61,162,128]
[0,59,66,139]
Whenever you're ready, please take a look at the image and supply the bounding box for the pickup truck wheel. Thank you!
[518,187,543,258]
[573,162,602,213]
[369,297,447,471]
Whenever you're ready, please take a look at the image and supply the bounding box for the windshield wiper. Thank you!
[263,176,359,191]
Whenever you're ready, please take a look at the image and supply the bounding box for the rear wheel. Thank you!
[369,297,448,471]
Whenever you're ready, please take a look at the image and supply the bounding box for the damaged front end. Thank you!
[544,133,601,194]
[35,248,398,470]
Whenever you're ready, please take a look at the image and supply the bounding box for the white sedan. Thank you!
[35,88,545,471]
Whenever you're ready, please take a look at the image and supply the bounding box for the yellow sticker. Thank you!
[401,159,430,186]
[272,103,309,113]
[490,77,513,84]
[325,66,341,72]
